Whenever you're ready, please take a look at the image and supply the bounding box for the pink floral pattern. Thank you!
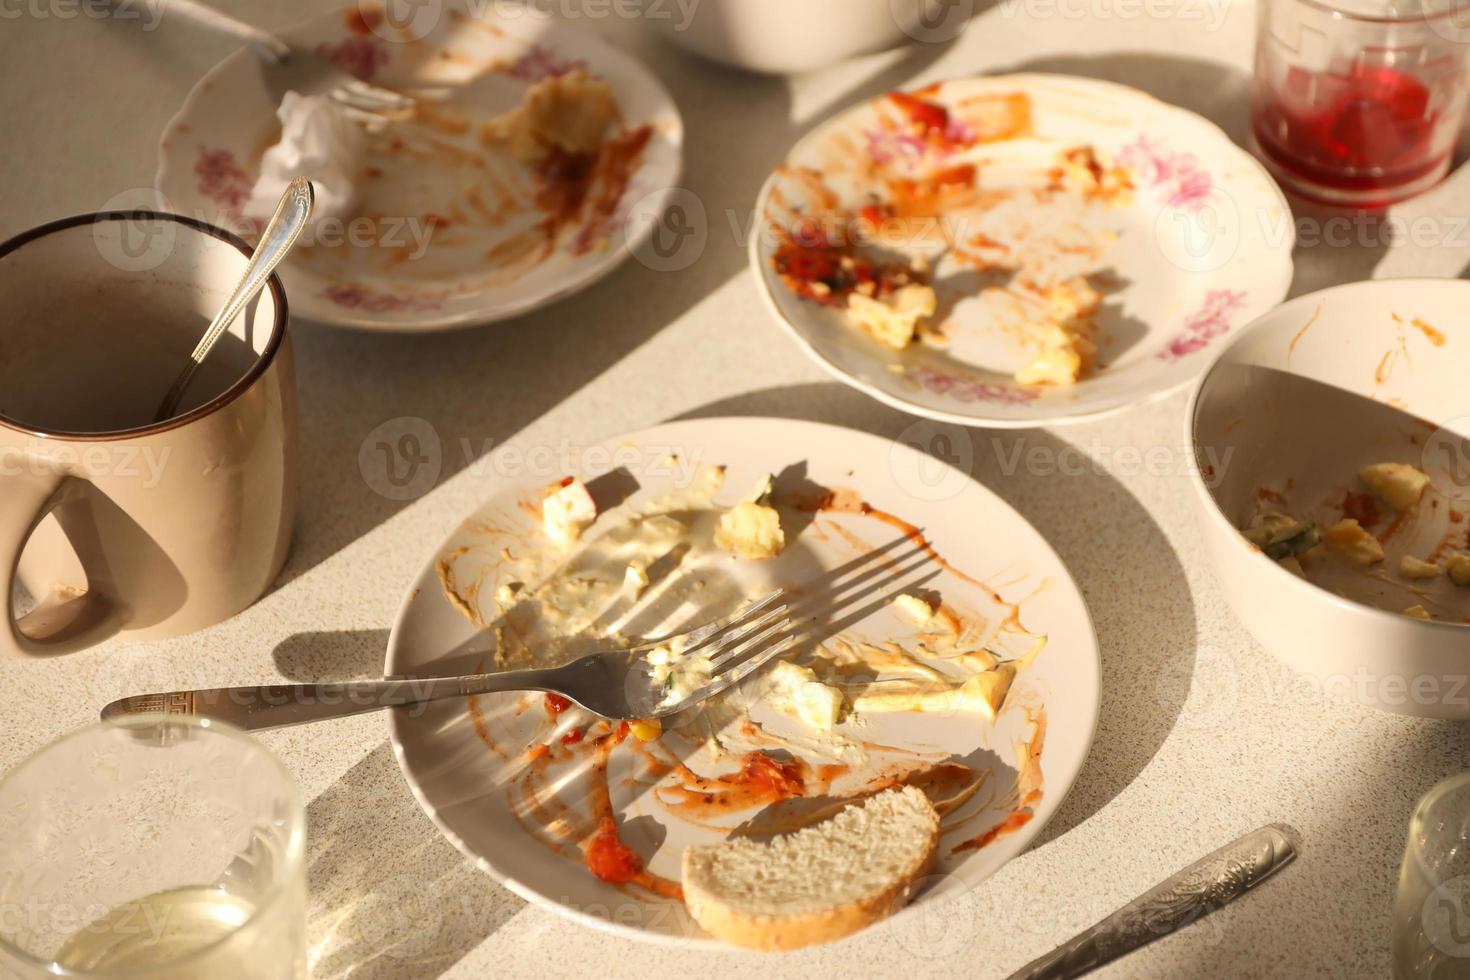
[1118,134,1213,211]
[194,147,253,211]
[506,45,589,82]
[323,283,448,313]
[315,37,390,81]
[863,120,972,167]
[904,365,1042,405]
[1156,289,1247,362]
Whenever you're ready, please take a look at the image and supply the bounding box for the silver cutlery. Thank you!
[161,0,415,121]
[154,177,313,422]
[101,589,795,732]
[1004,824,1299,979]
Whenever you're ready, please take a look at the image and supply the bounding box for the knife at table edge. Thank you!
[1002,823,1299,980]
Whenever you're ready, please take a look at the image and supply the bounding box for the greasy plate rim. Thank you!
[384,416,1101,947]
[154,5,684,333]
[749,71,1295,429]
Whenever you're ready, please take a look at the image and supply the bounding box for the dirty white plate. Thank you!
[156,4,682,331]
[386,417,1100,945]
[752,73,1294,428]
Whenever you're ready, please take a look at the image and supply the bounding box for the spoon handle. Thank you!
[154,177,313,423]
[157,0,291,61]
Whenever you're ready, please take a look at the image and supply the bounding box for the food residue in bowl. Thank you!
[1242,460,1470,622]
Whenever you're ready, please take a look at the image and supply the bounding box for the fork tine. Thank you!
[667,588,785,651]
[677,636,797,709]
[336,78,415,110]
[328,88,411,120]
[706,607,792,668]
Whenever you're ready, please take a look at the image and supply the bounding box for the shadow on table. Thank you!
[1005,52,1396,298]
[304,742,526,980]
[1158,711,1470,977]
[265,22,964,601]
[670,383,1199,848]
[274,628,393,682]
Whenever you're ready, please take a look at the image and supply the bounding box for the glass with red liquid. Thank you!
[1252,0,1470,208]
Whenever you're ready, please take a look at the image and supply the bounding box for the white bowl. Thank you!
[644,0,942,74]
[1188,278,1470,718]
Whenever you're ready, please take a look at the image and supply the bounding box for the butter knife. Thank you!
[1004,823,1298,979]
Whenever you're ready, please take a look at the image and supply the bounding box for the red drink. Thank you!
[1252,0,1470,208]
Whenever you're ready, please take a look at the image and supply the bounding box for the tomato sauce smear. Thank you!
[584,816,644,884]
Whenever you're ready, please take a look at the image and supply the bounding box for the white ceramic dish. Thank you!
[642,0,945,74]
[1188,279,1470,718]
[751,73,1295,428]
[157,4,682,331]
[387,417,1099,945]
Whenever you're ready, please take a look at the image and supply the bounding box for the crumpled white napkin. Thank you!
[244,92,364,226]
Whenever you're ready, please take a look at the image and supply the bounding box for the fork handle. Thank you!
[99,669,567,732]
[162,0,291,61]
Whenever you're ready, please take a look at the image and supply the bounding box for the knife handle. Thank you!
[1005,824,1299,980]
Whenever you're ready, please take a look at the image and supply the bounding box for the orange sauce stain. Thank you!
[1412,317,1447,346]
[1287,305,1321,364]
[655,752,808,818]
[953,806,1035,853]
[344,6,381,34]
[466,693,509,760]
[1375,349,1395,384]
[1341,492,1381,528]
[1378,509,1410,544]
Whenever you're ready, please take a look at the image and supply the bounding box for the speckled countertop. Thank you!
[4,1,1470,976]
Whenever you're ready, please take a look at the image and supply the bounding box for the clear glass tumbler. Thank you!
[1393,773,1470,979]
[1252,0,1470,208]
[0,716,305,979]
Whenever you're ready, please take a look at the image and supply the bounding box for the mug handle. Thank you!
[0,466,120,656]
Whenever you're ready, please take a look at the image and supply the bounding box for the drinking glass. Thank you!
[1393,773,1470,978]
[1252,0,1470,208]
[0,716,305,978]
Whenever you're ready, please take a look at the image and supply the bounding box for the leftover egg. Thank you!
[1323,518,1384,565]
[1360,462,1430,512]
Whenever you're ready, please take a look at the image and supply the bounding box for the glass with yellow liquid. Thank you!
[0,716,304,978]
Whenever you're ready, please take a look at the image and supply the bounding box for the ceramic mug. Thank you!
[0,211,297,657]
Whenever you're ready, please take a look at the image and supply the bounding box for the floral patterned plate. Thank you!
[751,73,1294,428]
[156,4,682,331]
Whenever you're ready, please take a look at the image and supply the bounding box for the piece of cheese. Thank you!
[1015,329,1086,386]
[892,593,935,625]
[1400,556,1443,580]
[1360,463,1430,512]
[542,479,597,546]
[1405,604,1433,620]
[853,663,1016,720]
[765,662,844,730]
[624,561,650,595]
[714,501,785,560]
[479,70,615,164]
[1323,519,1384,565]
[1014,279,1100,387]
[1447,552,1470,587]
[846,283,936,349]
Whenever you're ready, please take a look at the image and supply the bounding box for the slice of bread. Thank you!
[680,785,940,951]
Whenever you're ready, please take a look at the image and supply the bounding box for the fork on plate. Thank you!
[100,590,796,732]
[164,0,415,123]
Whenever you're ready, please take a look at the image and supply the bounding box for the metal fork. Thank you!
[100,590,794,733]
[164,0,415,122]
